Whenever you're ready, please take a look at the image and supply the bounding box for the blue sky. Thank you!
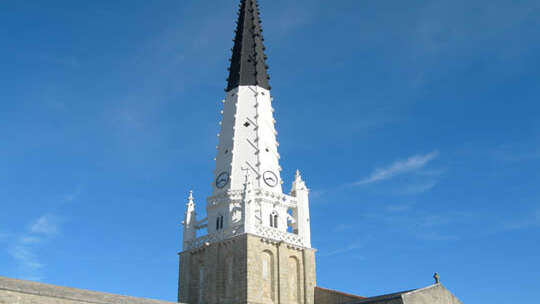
[0,0,539,303]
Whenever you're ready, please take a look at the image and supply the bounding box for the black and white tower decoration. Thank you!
[182,0,311,251]
[179,1,315,303]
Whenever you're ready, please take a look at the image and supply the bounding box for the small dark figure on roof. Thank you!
[434,272,440,284]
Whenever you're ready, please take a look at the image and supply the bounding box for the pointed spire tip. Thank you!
[225,0,270,92]
[187,190,194,203]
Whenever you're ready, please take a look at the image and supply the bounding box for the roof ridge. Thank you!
[401,283,440,295]
[315,286,366,299]
[351,289,417,304]
[0,276,175,304]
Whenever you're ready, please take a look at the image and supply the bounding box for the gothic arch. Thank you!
[261,250,275,302]
[288,256,301,304]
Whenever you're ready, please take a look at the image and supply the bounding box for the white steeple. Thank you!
[182,0,312,251]
[213,87,282,194]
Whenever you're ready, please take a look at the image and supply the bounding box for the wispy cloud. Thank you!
[29,214,59,236]
[355,151,439,185]
[7,214,62,281]
[8,245,44,280]
[319,241,364,258]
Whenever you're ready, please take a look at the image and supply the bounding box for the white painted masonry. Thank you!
[181,85,312,250]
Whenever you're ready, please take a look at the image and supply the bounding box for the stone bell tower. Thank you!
[178,1,316,303]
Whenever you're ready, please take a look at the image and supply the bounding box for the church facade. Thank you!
[0,1,464,304]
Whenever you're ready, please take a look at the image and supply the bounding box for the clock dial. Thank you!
[216,172,230,189]
[262,171,278,187]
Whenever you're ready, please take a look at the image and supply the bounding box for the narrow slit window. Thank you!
[270,212,278,228]
[216,215,224,230]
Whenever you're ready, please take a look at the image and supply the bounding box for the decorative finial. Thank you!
[433,272,440,284]
[294,170,304,183]
[187,190,194,206]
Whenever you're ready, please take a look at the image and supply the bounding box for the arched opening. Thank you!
[261,250,275,302]
[269,211,278,228]
[288,256,301,303]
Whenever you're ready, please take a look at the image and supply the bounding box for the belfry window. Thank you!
[269,212,278,228]
[216,215,224,230]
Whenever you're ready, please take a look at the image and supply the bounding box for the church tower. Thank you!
[178,1,316,303]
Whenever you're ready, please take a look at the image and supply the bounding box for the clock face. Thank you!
[216,172,230,189]
[263,171,278,187]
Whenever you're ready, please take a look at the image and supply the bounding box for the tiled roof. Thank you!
[0,276,177,304]
[351,289,417,304]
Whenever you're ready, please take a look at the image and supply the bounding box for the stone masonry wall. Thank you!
[178,234,248,304]
[245,234,316,304]
[178,234,316,304]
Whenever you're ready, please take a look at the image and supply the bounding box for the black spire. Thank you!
[226,0,270,92]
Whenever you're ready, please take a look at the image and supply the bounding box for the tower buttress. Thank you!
[291,170,311,247]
